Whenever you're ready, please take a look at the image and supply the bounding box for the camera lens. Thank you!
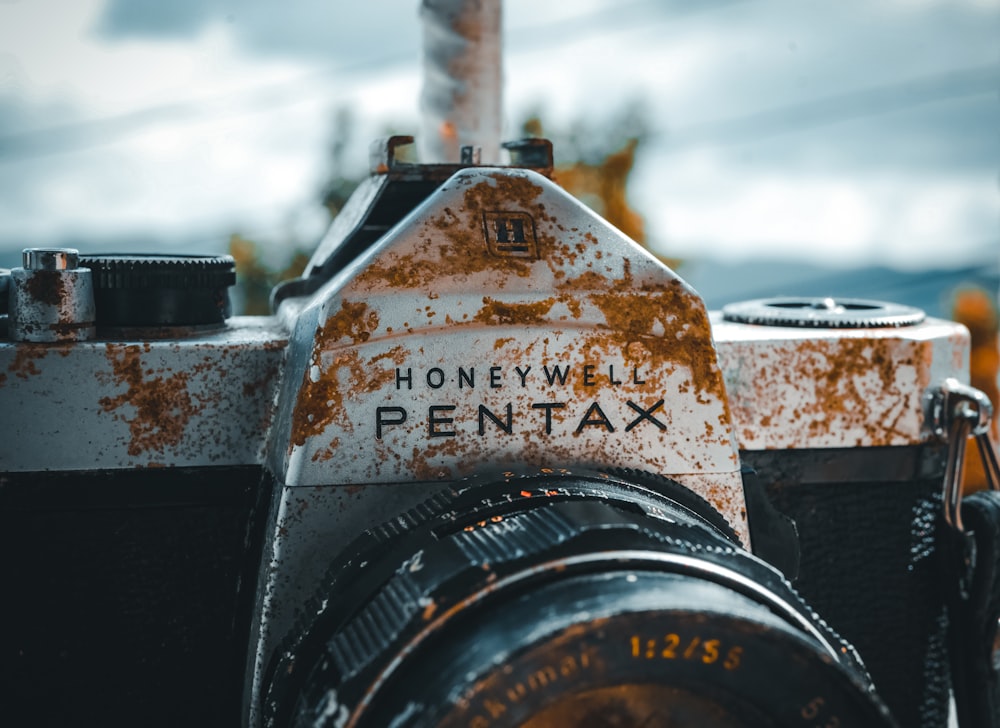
[263,468,895,728]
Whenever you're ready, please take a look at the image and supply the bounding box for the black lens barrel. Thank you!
[263,468,896,728]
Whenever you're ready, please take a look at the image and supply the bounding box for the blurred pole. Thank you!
[419,0,502,164]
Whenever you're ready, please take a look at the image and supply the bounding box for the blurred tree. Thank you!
[952,287,1000,492]
[228,233,309,315]
[520,102,680,268]
[321,106,362,219]
[229,102,669,313]
[229,106,363,314]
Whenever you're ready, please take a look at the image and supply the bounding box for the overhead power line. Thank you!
[665,65,1000,150]
[0,0,994,163]
[0,0,749,162]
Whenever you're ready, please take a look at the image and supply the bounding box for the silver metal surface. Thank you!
[926,378,999,531]
[713,313,969,451]
[0,317,287,468]
[23,247,79,271]
[268,167,748,532]
[8,247,96,342]
[247,166,752,725]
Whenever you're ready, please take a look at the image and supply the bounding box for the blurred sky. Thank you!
[0,0,997,272]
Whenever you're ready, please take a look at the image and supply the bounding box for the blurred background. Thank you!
[1,0,998,484]
[1,0,997,298]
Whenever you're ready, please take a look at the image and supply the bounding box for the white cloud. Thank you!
[0,0,311,115]
[0,0,996,273]
[639,147,996,270]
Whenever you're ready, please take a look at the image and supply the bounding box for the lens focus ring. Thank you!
[264,468,897,728]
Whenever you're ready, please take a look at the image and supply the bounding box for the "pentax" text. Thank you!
[375,399,667,439]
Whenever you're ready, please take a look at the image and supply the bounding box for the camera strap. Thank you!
[930,380,1000,727]
[949,489,1000,728]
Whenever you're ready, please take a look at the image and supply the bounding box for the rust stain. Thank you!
[311,437,341,463]
[262,338,288,353]
[99,344,205,456]
[587,280,725,406]
[243,364,279,398]
[727,337,931,448]
[410,436,462,481]
[290,301,415,450]
[493,337,515,350]
[24,269,64,307]
[555,270,614,292]
[353,174,553,291]
[290,301,380,447]
[474,297,556,326]
[8,344,49,379]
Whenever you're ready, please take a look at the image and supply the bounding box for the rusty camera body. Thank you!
[0,139,974,727]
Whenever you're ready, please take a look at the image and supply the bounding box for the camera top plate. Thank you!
[712,310,969,451]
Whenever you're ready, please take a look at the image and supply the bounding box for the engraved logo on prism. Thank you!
[482,211,538,258]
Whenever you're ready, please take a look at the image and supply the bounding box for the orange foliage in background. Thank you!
[553,142,680,270]
[523,108,680,270]
[953,287,1000,492]
[229,234,309,315]
[554,138,646,246]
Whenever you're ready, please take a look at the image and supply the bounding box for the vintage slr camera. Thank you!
[1,136,997,728]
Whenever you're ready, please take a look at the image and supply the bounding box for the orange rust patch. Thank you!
[289,302,414,450]
[409,436,462,481]
[24,269,65,307]
[555,270,614,292]
[319,300,379,346]
[422,600,438,621]
[311,438,341,463]
[474,297,557,326]
[353,174,554,291]
[586,280,727,406]
[290,301,381,447]
[8,344,49,379]
[793,338,923,445]
[99,344,204,457]
[728,337,931,447]
[243,363,280,399]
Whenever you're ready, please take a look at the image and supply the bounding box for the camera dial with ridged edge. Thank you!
[79,253,236,328]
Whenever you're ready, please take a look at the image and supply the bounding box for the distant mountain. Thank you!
[3,235,995,323]
[676,256,998,320]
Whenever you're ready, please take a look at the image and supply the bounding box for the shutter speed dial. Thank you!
[79,254,236,327]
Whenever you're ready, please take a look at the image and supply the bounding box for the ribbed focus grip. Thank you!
[323,505,580,683]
